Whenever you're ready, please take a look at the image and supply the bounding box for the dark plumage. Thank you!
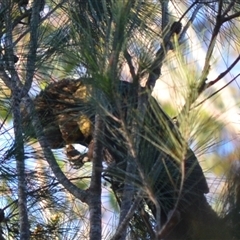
[138,96,210,239]
[23,78,94,149]
[170,21,182,35]
[23,79,212,238]
[24,80,208,195]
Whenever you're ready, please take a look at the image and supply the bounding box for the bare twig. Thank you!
[23,0,42,94]
[223,11,240,22]
[205,54,240,89]
[13,0,67,49]
[193,74,240,109]
[146,1,201,89]
[181,53,240,116]
[198,1,225,90]
[179,3,203,43]
[178,1,232,117]
[222,0,235,17]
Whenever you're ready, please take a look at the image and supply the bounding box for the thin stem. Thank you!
[23,0,42,94]
[193,74,240,109]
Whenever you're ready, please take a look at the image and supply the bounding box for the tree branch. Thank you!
[23,0,42,94]
[193,74,240,109]
[178,1,229,117]
[223,11,240,22]
[3,1,30,238]
[111,193,142,240]
[198,2,224,91]
[22,96,88,203]
[87,113,103,240]
[222,0,235,17]
[179,4,203,43]
[205,54,240,89]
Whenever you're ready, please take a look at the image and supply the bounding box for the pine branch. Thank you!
[111,193,142,240]
[179,2,240,118]
[87,113,103,240]
[3,1,30,238]
[23,0,42,94]
[22,96,88,202]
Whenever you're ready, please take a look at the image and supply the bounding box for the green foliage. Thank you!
[0,0,240,239]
